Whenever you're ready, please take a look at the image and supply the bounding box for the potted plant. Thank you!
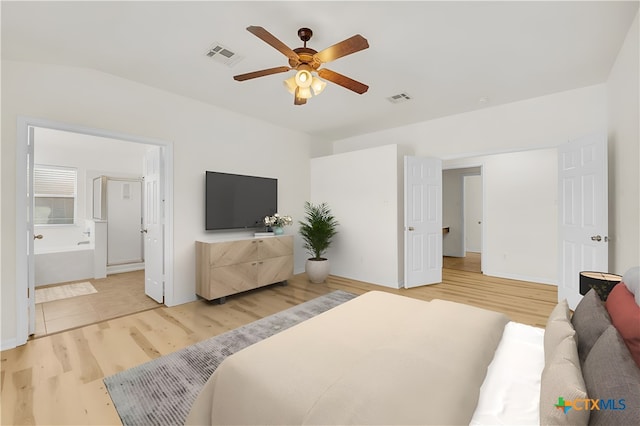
[298,201,339,283]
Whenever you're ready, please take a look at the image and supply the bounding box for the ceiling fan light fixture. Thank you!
[235,25,369,105]
[283,76,297,94]
[311,76,327,95]
[297,86,313,99]
[295,69,313,88]
[236,26,370,105]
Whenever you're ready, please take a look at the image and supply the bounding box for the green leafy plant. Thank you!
[298,201,338,260]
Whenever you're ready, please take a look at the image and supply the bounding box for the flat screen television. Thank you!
[205,171,277,230]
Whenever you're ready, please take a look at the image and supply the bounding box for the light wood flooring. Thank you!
[1,269,557,425]
[34,271,161,337]
[443,252,482,273]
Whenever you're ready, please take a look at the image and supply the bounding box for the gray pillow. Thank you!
[571,289,612,365]
[545,299,575,365]
[583,325,640,425]
[539,335,589,426]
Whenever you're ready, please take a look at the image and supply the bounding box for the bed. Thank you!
[186,271,640,425]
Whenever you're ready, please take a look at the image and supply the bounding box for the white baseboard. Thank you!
[1,337,18,351]
[107,262,144,275]
[482,269,556,286]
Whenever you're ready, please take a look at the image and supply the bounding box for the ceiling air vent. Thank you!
[386,92,412,104]
[205,43,244,67]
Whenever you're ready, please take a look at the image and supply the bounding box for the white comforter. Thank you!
[187,291,511,425]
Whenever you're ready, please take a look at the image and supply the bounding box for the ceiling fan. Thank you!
[233,26,369,105]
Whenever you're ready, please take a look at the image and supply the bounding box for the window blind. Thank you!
[34,166,77,196]
[34,165,77,225]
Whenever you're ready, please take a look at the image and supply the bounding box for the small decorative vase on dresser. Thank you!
[273,226,284,235]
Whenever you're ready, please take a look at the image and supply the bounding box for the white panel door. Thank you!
[143,147,164,303]
[404,156,443,288]
[558,133,608,309]
[27,126,36,335]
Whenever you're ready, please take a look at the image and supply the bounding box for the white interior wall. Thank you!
[332,85,607,285]
[333,85,606,158]
[446,149,558,284]
[1,60,311,348]
[310,144,400,288]
[606,11,639,275]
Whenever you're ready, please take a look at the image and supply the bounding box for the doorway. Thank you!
[15,117,174,345]
[442,167,483,274]
[31,127,155,336]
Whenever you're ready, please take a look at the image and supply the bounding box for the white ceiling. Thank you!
[2,1,638,141]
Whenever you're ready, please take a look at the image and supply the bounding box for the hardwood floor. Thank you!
[1,270,557,425]
[443,252,482,273]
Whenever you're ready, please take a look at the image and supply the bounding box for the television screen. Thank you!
[205,171,277,230]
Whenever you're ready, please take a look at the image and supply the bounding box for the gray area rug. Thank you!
[104,290,357,426]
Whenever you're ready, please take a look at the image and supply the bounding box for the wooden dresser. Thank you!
[196,235,293,303]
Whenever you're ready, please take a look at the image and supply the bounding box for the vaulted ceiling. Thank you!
[2,1,638,141]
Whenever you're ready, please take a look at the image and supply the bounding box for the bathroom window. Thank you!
[34,165,77,225]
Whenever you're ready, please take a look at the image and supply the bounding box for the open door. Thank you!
[143,147,164,303]
[13,118,173,350]
[27,126,36,335]
[558,133,608,309]
[404,156,443,288]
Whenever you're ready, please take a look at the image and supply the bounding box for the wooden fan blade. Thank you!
[317,68,369,94]
[314,34,369,63]
[233,66,291,81]
[247,26,300,65]
[294,87,307,105]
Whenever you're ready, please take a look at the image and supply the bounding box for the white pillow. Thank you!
[622,266,640,307]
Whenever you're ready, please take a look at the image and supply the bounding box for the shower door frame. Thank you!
[100,176,145,268]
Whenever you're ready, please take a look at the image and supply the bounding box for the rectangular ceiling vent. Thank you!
[205,43,244,67]
[386,92,412,104]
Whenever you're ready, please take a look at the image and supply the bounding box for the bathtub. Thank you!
[35,244,95,287]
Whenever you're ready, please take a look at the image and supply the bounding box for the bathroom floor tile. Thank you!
[34,303,47,335]
[45,311,101,334]
[41,295,96,320]
[32,270,161,338]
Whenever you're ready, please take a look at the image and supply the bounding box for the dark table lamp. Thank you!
[579,271,622,301]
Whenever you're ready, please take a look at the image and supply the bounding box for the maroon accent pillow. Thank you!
[606,283,640,368]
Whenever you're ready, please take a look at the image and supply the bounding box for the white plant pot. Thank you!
[305,258,330,283]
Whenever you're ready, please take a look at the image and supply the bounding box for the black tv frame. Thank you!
[205,171,277,231]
